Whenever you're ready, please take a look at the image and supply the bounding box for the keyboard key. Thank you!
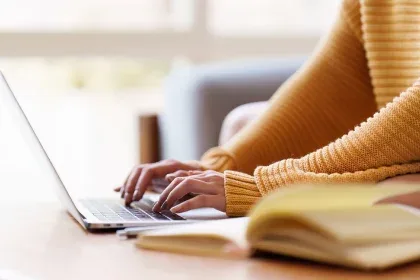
[161,210,184,220]
[93,215,107,221]
[123,216,140,221]
[141,209,170,221]
[118,213,135,219]
[108,204,125,211]
[128,204,170,221]
[126,207,155,220]
[81,199,167,222]
[106,216,123,222]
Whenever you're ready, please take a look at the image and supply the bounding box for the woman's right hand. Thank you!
[114,159,201,205]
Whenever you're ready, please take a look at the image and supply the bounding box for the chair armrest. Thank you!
[159,57,305,161]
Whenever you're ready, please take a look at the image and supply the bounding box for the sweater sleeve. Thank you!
[200,0,377,175]
[226,81,420,216]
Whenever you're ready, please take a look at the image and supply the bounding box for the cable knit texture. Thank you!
[224,171,261,216]
[200,0,420,217]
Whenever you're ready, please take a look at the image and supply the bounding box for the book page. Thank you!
[247,184,420,237]
[300,206,420,242]
[137,217,249,255]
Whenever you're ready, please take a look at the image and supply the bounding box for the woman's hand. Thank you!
[114,159,201,205]
[376,174,420,209]
[376,190,420,209]
[152,170,226,214]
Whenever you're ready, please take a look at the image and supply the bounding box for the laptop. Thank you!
[0,72,201,231]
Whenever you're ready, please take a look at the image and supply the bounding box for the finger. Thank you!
[121,165,142,198]
[170,195,214,213]
[153,173,210,211]
[114,186,122,192]
[165,170,188,182]
[376,191,420,209]
[152,177,186,212]
[166,170,204,182]
[123,166,143,201]
[130,167,155,203]
[163,178,216,210]
[130,160,191,203]
[165,170,190,182]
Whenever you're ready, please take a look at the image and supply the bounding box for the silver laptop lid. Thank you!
[0,72,85,228]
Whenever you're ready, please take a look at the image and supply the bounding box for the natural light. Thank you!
[0,0,340,203]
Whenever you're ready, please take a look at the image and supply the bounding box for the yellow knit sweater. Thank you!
[201,0,420,216]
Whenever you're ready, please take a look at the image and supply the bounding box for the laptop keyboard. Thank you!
[80,199,184,222]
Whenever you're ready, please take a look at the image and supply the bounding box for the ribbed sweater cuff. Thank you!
[224,171,262,217]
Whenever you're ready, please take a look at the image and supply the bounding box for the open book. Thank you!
[136,184,420,270]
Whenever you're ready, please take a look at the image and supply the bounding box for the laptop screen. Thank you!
[0,72,85,227]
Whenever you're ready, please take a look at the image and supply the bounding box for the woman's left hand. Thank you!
[152,170,226,213]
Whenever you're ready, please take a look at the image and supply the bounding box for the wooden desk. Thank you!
[1,203,420,280]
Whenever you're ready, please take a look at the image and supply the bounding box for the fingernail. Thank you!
[151,201,158,211]
[166,176,174,182]
[125,193,132,205]
[161,202,168,210]
[170,205,181,213]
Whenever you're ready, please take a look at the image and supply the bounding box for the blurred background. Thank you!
[0,0,340,203]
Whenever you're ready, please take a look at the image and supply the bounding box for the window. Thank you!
[209,0,341,36]
[0,0,193,31]
[0,0,342,200]
[0,0,341,92]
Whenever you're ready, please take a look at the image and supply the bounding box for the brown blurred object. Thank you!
[139,114,160,164]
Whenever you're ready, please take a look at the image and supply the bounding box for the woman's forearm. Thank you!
[201,0,376,175]
[225,81,420,217]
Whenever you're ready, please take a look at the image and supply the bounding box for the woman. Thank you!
[116,0,420,216]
